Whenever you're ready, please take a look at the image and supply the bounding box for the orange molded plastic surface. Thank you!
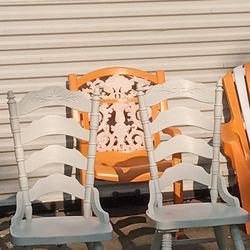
[69,67,182,201]
[221,62,250,234]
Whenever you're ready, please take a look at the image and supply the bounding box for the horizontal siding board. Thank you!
[1,14,250,36]
[1,41,250,66]
[0,193,65,207]
[0,78,65,93]
[1,54,250,80]
[0,107,66,124]
[1,27,250,51]
[0,0,161,6]
[1,1,250,20]
[0,164,65,181]
[0,136,66,153]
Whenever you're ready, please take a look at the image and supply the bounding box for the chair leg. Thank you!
[162,233,172,250]
[150,231,162,250]
[86,242,94,250]
[93,242,104,250]
[213,226,227,250]
[230,225,245,250]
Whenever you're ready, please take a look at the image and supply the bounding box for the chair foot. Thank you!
[213,226,227,250]
[150,231,162,250]
[162,233,172,250]
[230,225,245,250]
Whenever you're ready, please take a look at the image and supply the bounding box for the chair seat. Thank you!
[10,216,113,246]
[147,203,249,231]
[95,158,172,182]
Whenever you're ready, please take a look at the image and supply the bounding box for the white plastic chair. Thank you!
[137,79,249,250]
[7,86,112,249]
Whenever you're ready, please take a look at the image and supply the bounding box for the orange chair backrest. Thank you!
[222,62,250,157]
[68,67,166,183]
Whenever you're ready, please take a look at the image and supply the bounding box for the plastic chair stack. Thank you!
[221,62,250,234]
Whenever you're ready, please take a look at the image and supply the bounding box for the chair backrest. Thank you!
[223,63,250,149]
[137,79,223,207]
[7,86,100,219]
[68,67,166,183]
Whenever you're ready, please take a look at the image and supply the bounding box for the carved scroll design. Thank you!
[156,79,210,101]
[19,86,90,115]
[80,74,153,152]
[30,87,82,104]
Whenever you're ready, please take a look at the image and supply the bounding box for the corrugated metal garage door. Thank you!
[0,0,250,206]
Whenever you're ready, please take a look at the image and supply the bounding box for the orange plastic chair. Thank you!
[221,62,250,234]
[68,67,182,203]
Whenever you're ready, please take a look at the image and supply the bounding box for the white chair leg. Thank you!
[150,231,162,250]
[213,226,227,250]
[162,233,172,250]
[230,225,245,250]
[93,242,104,250]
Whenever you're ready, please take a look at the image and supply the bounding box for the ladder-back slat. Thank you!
[158,163,211,190]
[25,145,87,173]
[154,135,213,162]
[21,115,89,144]
[29,174,85,202]
[150,106,213,134]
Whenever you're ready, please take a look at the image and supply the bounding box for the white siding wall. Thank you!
[1,0,250,206]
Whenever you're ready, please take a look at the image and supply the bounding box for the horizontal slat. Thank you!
[0,192,66,207]
[0,177,42,194]
[1,41,250,66]
[0,106,66,124]
[0,102,216,139]
[0,164,65,181]
[1,1,250,20]
[0,136,66,153]
[0,78,65,93]
[29,174,85,201]
[1,27,250,51]
[1,14,250,36]
[0,54,249,80]
[0,0,162,6]
[154,135,213,162]
[21,115,88,144]
[25,145,86,173]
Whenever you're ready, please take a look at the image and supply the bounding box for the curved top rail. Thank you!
[17,86,91,115]
[144,78,215,107]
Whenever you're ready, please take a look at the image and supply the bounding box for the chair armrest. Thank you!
[221,122,250,158]
[221,123,250,163]
[217,176,240,207]
[91,188,110,224]
[11,192,25,227]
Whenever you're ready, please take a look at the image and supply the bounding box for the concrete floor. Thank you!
[1,202,250,250]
